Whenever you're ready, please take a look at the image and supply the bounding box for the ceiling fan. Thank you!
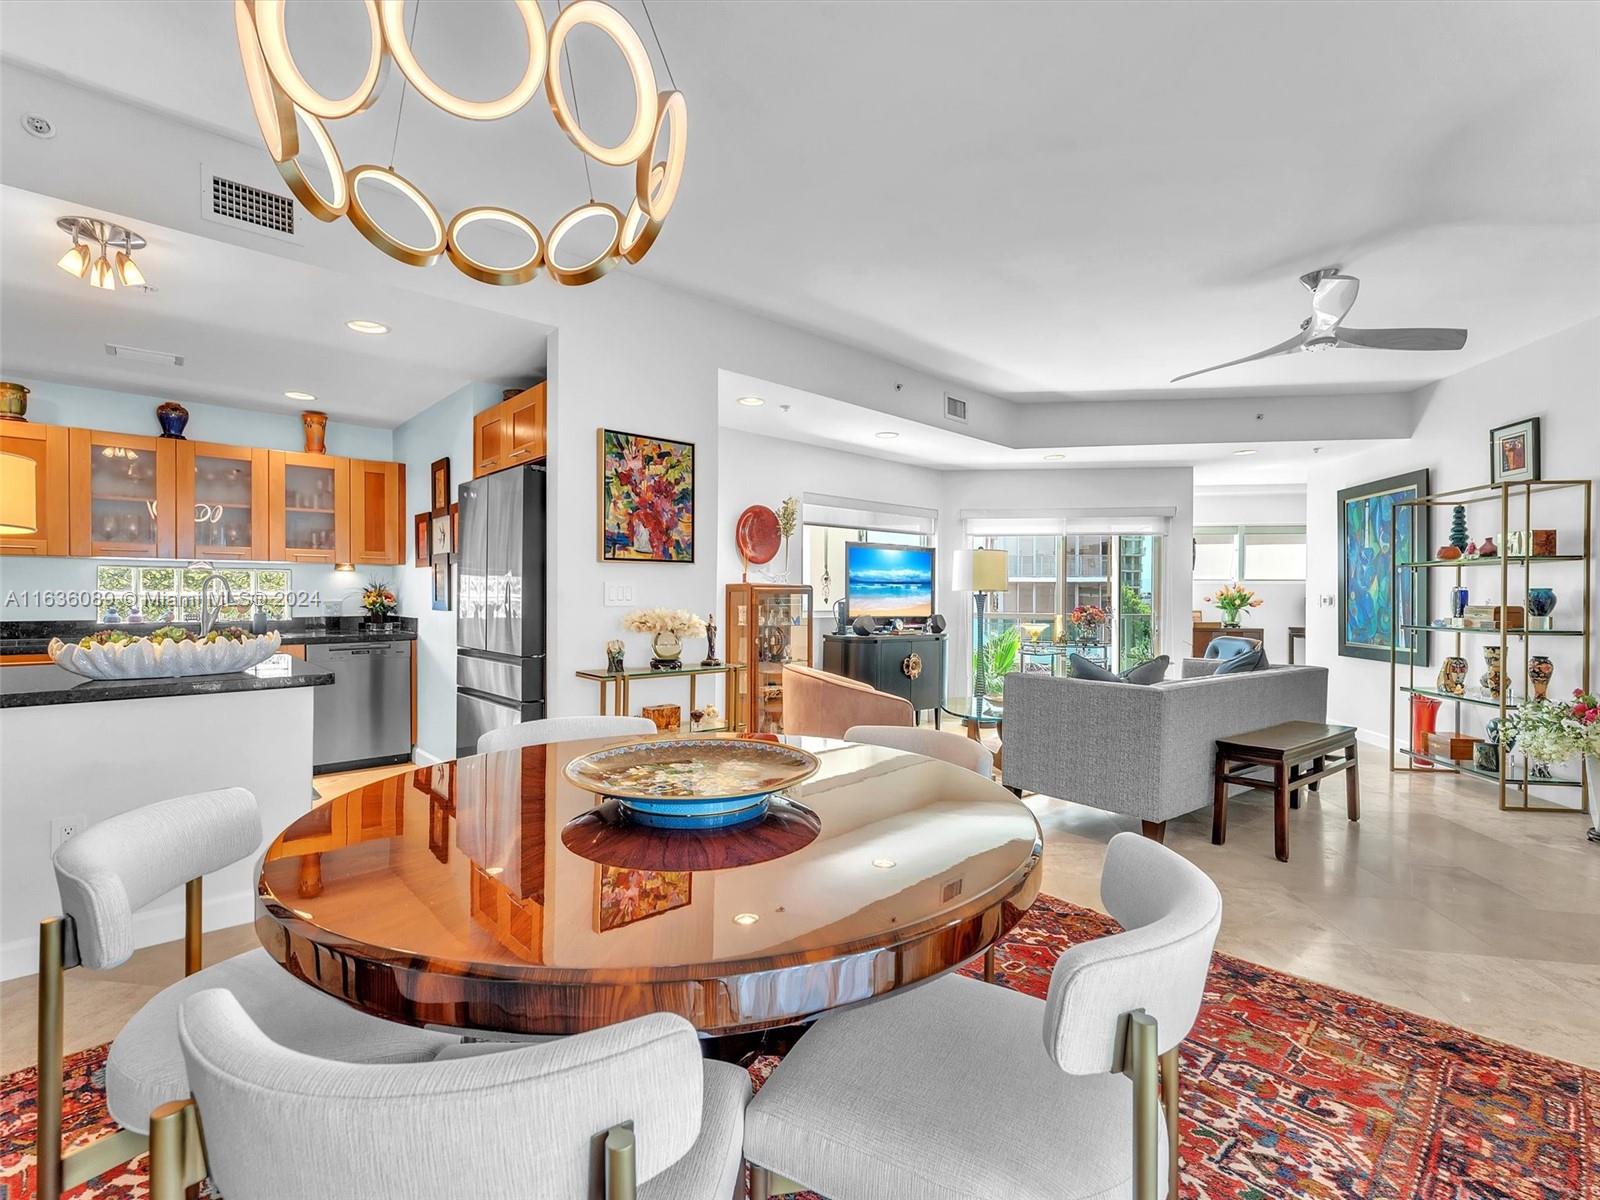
[1171,267,1468,383]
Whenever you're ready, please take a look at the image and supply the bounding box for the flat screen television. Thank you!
[845,543,935,621]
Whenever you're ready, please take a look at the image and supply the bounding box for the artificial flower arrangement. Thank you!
[1496,688,1600,766]
[1205,583,1263,626]
[1069,604,1107,629]
[362,581,398,620]
[621,608,707,638]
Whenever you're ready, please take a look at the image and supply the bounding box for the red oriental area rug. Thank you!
[2,895,1596,1198]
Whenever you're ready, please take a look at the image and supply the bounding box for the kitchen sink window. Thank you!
[94,563,292,623]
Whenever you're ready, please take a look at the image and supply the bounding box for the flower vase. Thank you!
[1528,655,1554,701]
[650,631,683,671]
[1410,696,1441,769]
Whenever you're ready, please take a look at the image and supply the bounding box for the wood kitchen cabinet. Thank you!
[473,383,546,477]
[0,422,69,556]
[267,451,349,564]
[176,441,269,560]
[348,458,405,565]
[68,429,176,558]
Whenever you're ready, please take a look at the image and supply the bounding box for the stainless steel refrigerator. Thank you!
[456,463,546,757]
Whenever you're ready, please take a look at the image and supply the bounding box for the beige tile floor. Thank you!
[4,753,1597,1076]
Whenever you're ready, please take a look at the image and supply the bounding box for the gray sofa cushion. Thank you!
[1069,653,1123,682]
[1070,654,1171,685]
[1124,655,1171,685]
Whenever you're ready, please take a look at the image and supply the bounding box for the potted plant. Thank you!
[361,580,398,626]
[1496,688,1600,842]
[622,607,707,670]
[972,624,1021,701]
[1204,583,1262,628]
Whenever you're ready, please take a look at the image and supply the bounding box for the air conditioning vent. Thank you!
[199,166,297,242]
[105,343,184,367]
[944,393,968,424]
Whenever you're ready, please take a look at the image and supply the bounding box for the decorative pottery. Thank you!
[735,505,782,572]
[1527,655,1554,701]
[650,630,683,671]
[563,737,821,829]
[701,611,721,667]
[1411,696,1441,769]
[1437,655,1468,696]
[1449,505,1468,552]
[0,381,29,421]
[605,639,626,674]
[1475,740,1500,774]
[1450,586,1470,618]
[155,401,189,439]
[1526,588,1557,630]
[1532,529,1558,557]
[48,631,281,679]
[642,703,681,732]
[1437,546,1462,561]
[1480,646,1504,699]
[301,410,328,454]
[1477,535,1498,557]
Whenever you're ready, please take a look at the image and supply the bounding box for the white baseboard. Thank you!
[1355,727,1390,750]
[0,887,257,982]
[413,748,442,766]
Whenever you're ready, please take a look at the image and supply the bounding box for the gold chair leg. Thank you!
[1160,1047,1180,1200]
[36,919,65,1200]
[147,1099,206,1200]
[605,1123,637,1200]
[1120,1010,1161,1200]
[184,878,203,976]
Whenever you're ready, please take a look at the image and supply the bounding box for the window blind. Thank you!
[961,508,1174,537]
[803,493,937,536]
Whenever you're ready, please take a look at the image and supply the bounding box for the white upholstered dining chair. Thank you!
[146,990,750,1200]
[743,833,1222,1200]
[477,713,657,755]
[36,787,455,1200]
[844,724,995,779]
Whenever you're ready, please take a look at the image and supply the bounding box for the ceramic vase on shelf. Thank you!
[1527,655,1554,701]
[650,631,683,671]
[1480,645,1505,699]
[1438,656,1468,696]
[1411,695,1441,769]
[1527,588,1557,631]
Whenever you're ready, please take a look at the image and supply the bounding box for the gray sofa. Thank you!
[1001,658,1329,838]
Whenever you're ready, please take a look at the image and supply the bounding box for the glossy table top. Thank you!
[258,735,1042,1037]
[942,695,1004,725]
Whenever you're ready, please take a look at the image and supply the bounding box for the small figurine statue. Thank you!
[605,639,625,674]
[701,611,721,666]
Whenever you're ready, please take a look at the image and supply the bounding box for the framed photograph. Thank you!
[430,457,451,516]
[1338,470,1430,665]
[598,428,695,562]
[450,502,459,552]
[430,513,451,559]
[432,556,451,611]
[594,865,692,933]
[413,513,430,567]
[1489,417,1541,484]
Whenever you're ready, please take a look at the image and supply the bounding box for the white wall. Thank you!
[1305,318,1600,759]
[1192,488,1308,663]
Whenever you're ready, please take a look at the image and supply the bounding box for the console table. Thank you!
[822,632,946,724]
[574,664,746,732]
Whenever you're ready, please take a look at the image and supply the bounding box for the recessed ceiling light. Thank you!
[284,390,316,402]
[736,395,765,407]
[871,858,897,869]
[346,319,389,335]
[732,912,760,926]
[1043,453,1066,462]
[874,431,899,440]
[1233,449,1258,456]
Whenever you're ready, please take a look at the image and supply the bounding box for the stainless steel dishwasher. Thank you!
[306,640,413,772]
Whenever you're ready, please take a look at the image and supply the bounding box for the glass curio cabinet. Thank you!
[726,583,813,734]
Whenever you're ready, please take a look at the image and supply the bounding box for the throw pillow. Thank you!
[1123,655,1171,684]
[1213,646,1264,675]
[1069,653,1123,682]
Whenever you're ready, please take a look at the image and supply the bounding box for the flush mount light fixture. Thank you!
[874,431,900,440]
[284,390,316,402]
[1233,449,1258,456]
[234,0,686,288]
[1043,453,1067,461]
[871,858,897,869]
[345,319,389,335]
[732,912,760,926]
[56,216,150,291]
[736,396,765,407]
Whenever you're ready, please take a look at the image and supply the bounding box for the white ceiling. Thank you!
[0,186,549,424]
[2,0,1595,403]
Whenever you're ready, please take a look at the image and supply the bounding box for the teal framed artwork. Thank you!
[1338,470,1430,664]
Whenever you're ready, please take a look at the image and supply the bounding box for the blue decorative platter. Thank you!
[563,738,819,829]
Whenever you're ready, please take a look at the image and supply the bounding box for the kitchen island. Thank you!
[0,655,332,979]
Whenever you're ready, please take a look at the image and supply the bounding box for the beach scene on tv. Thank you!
[846,544,935,618]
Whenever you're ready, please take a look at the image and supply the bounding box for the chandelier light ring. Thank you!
[234,0,298,162]
[545,201,623,287]
[276,108,349,221]
[345,164,446,267]
[379,0,548,121]
[253,0,388,120]
[636,89,686,222]
[446,206,544,286]
[619,163,665,265]
[546,0,659,167]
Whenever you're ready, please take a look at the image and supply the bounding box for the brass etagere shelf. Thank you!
[1388,479,1592,814]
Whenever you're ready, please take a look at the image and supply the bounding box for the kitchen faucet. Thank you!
[194,570,235,637]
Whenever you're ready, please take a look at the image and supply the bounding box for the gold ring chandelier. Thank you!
[233,0,686,287]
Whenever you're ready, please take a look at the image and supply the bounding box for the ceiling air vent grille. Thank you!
[944,393,968,424]
[198,166,298,242]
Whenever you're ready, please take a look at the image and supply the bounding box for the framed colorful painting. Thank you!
[1338,470,1430,664]
[594,865,692,933]
[1489,417,1541,484]
[598,429,695,562]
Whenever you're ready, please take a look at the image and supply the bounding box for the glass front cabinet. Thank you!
[726,583,814,734]
[176,442,269,559]
[268,451,350,564]
[68,429,176,558]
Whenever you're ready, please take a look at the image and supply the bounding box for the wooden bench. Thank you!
[1212,721,1359,862]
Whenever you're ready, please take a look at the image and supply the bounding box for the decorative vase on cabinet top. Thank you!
[155,401,189,439]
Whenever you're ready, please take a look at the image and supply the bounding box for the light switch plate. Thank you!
[604,582,635,607]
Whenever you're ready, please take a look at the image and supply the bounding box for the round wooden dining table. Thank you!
[257,735,1043,1052]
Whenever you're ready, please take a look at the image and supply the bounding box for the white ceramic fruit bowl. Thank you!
[48,632,283,680]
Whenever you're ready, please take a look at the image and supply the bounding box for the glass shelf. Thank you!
[1403,624,1582,636]
[1404,555,1584,569]
[1399,685,1518,709]
[1402,748,1584,788]
[575,664,741,682]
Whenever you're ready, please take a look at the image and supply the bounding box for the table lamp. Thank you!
[954,548,1009,707]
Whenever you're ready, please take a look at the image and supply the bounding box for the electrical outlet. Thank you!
[50,815,87,852]
[604,582,635,607]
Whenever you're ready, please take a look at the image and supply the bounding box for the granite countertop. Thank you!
[0,617,417,656]
[0,654,334,708]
